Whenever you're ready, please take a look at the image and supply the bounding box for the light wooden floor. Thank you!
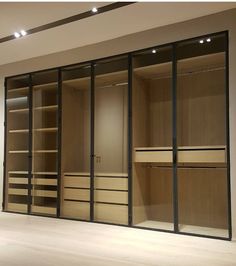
[0,212,235,266]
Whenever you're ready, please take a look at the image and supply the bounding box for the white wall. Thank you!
[0,8,235,238]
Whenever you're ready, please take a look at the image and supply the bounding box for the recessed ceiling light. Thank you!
[206,38,211,43]
[14,32,20,38]
[92,7,98,13]
[20,30,27,36]
[152,49,157,54]
[199,39,204,44]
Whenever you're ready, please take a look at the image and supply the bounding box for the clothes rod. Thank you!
[143,165,226,169]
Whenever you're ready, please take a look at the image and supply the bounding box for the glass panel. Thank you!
[5,75,30,213]
[31,70,59,216]
[132,46,174,231]
[94,56,128,225]
[60,64,91,220]
[176,33,229,238]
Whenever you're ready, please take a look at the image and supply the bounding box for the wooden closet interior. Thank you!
[3,32,230,239]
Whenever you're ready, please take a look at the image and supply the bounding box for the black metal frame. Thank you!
[2,30,232,241]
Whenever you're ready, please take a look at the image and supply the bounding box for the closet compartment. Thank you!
[132,45,174,231]
[93,56,129,225]
[176,33,229,237]
[31,69,59,216]
[4,75,30,213]
[60,64,91,220]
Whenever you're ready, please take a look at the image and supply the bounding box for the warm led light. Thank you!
[199,39,204,44]
[20,30,27,36]
[92,7,98,13]
[14,32,20,38]
[152,49,157,54]
[206,38,211,43]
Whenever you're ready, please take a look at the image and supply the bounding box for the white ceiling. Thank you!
[0,2,236,66]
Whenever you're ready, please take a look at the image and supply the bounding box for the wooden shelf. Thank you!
[8,87,28,93]
[134,146,227,164]
[34,150,58,153]
[64,172,128,178]
[8,171,28,174]
[8,188,28,196]
[34,127,58,132]
[9,150,28,154]
[9,108,29,113]
[9,177,28,184]
[9,129,29,133]
[34,105,58,111]
[33,82,57,90]
[33,172,57,175]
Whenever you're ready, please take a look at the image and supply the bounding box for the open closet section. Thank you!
[5,75,30,213]
[132,45,174,231]
[176,33,229,237]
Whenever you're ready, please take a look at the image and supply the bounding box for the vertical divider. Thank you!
[28,74,33,214]
[225,31,232,240]
[90,62,95,221]
[57,68,62,217]
[172,43,179,232]
[2,78,7,210]
[128,54,133,226]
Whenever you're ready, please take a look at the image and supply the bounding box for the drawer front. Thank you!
[94,203,128,225]
[64,188,90,201]
[95,177,128,190]
[7,203,27,213]
[64,176,90,188]
[31,206,56,215]
[61,201,90,220]
[178,150,226,163]
[8,188,28,195]
[33,190,57,198]
[135,151,172,163]
[94,190,128,204]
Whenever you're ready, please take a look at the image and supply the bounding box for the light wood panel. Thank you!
[94,190,128,204]
[7,203,27,213]
[32,190,57,198]
[64,176,90,188]
[31,206,56,215]
[64,188,90,201]
[61,201,90,220]
[95,177,128,190]
[94,203,128,225]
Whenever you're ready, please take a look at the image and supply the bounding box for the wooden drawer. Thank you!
[8,188,27,195]
[95,190,128,204]
[64,188,90,201]
[33,189,57,198]
[7,203,27,213]
[134,150,172,163]
[95,177,128,190]
[31,205,56,215]
[178,150,226,163]
[64,176,90,188]
[33,178,57,186]
[61,201,90,220]
[9,178,28,184]
[94,203,128,225]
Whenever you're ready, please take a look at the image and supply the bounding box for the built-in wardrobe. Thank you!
[3,32,231,240]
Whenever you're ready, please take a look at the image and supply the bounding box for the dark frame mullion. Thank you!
[57,68,62,217]
[172,43,179,232]
[90,62,95,221]
[28,74,33,213]
[2,78,8,210]
[128,53,133,226]
[225,31,232,240]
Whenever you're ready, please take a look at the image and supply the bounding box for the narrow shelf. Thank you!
[64,172,128,177]
[8,87,28,93]
[7,203,27,213]
[9,178,28,184]
[135,145,226,151]
[8,171,28,174]
[34,105,58,111]
[34,127,58,132]
[31,205,56,215]
[32,178,57,186]
[33,172,57,175]
[9,108,29,113]
[9,150,28,154]
[32,189,57,198]
[9,129,29,133]
[34,150,58,153]
[33,82,57,90]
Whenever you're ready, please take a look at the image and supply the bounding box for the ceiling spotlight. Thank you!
[14,32,20,38]
[152,49,157,54]
[20,30,27,36]
[206,38,211,43]
[92,7,98,13]
[199,39,204,44]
